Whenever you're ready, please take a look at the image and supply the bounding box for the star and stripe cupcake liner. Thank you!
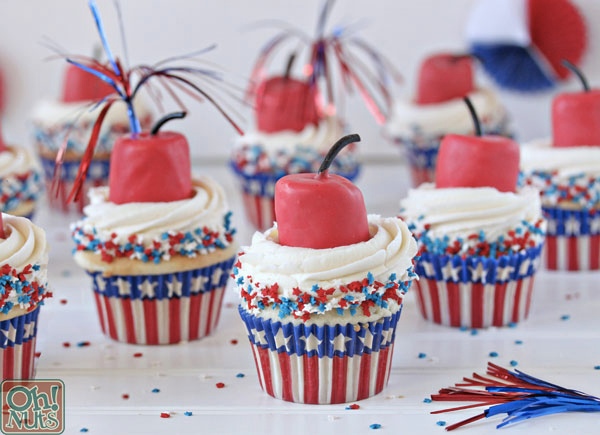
[413,245,542,328]
[40,155,110,214]
[0,307,40,380]
[238,306,402,404]
[543,206,600,271]
[230,164,359,231]
[87,256,235,345]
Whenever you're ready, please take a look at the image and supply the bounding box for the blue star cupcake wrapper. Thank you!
[0,307,40,380]
[238,305,402,404]
[543,206,600,271]
[87,256,235,345]
[413,245,542,328]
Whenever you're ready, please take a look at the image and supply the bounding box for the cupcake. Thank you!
[384,53,511,186]
[519,62,600,271]
[31,63,152,213]
[231,3,397,231]
[235,135,418,404]
[400,99,545,328]
[67,3,243,344]
[0,213,50,379]
[0,124,43,219]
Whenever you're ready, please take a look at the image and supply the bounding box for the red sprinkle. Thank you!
[122,394,130,400]
[348,404,360,410]
[60,299,68,305]
[133,352,143,358]
[160,412,170,418]
[34,352,41,358]
[62,342,71,348]
[230,339,238,345]
[216,382,226,389]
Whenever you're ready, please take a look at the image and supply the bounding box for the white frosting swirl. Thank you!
[77,176,230,242]
[234,116,343,155]
[384,88,509,139]
[521,138,600,177]
[31,98,152,129]
[400,184,544,243]
[0,215,48,271]
[0,147,41,177]
[237,215,416,294]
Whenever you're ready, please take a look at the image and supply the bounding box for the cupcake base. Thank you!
[88,256,235,345]
[543,207,600,271]
[239,306,402,404]
[0,307,40,380]
[413,246,542,328]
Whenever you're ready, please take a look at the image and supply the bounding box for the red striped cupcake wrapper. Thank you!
[238,306,402,404]
[413,246,542,328]
[543,207,600,271]
[87,257,235,345]
[0,307,40,380]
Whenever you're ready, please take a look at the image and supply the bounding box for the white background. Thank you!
[1,0,600,161]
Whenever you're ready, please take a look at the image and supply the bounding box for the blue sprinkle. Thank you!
[369,423,382,430]
[151,388,160,393]
[510,360,519,367]
[184,411,193,416]
[561,314,570,321]
[418,352,427,359]
[423,398,432,403]
[470,329,478,336]
[594,366,600,370]
[489,351,499,358]
[236,373,245,378]
[507,322,517,328]
[436,421,446,427]
[459,326,468,332]
[80,429,89,433]
[514,340,523,345]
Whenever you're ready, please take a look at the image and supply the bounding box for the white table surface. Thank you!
[33,161,600,435]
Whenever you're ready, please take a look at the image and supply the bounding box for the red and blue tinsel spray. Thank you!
[51,0,244,202]
[431,362,600,430]
[247,0,402,124]
[466,0,587,92]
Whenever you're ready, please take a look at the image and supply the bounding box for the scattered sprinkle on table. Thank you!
[184,411,193,416]
[594,366,600,370]
[133,352,143,358]
[561,314,570,321]
[35,352,41,358]
[423,398,432,403]
[470,329,478,336]
[152,388,160,393]
[510,360,519,367]
[77,341,91,347]
[436,421,446,427]
[230,339,238,345]
[369,423,381,430]
[80,429,89,433]
[160,412,170,419]
[346,404,360,410]
[62,342,71,348]
[459,326,468,332]
[489,351,498,358]
[507,322,517,328]
[236,373,245,378]
[60,299,68,305]
[216,382,226,389]
[514,340,523,345]
[418,352,426,359]
[122,394,129,400]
